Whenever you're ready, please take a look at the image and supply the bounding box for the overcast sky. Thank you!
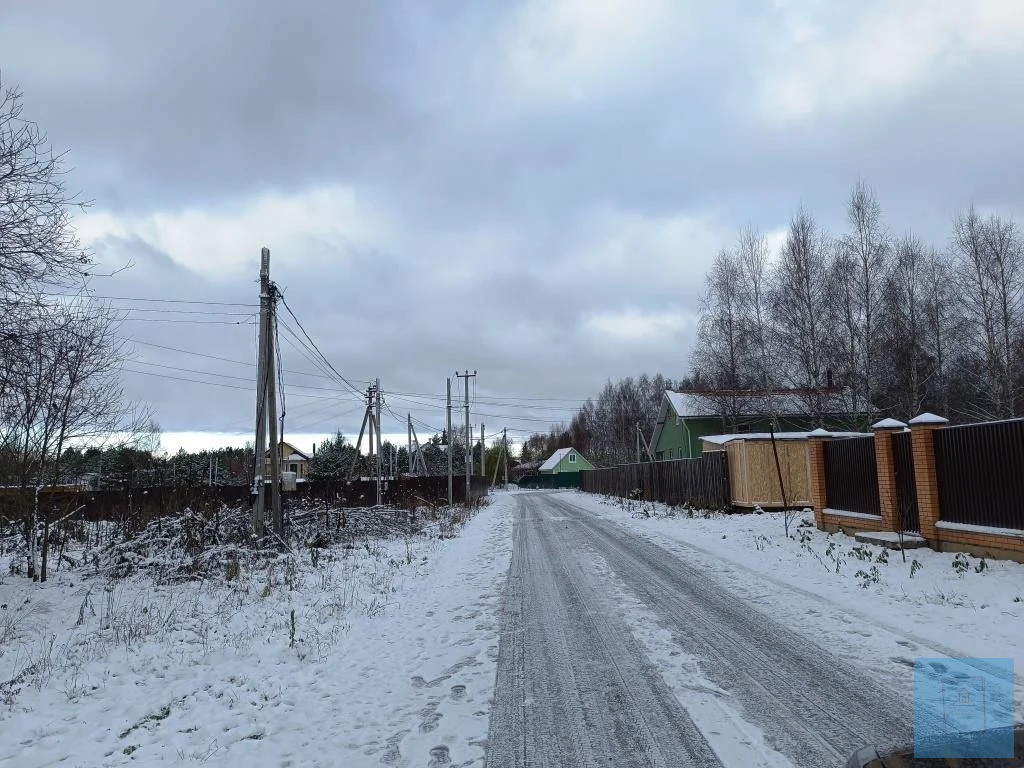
[3,1,1023,454]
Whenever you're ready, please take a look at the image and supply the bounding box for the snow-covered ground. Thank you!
[566,491,1024,716]
[3,489,1020,767]
[0,495,513,767]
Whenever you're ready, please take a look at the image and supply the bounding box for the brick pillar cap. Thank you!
[909,412,949,425]
[807,428,832,437]
[872,418,907,429]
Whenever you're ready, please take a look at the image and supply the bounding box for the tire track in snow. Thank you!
[486,494,722,768]
[544,493,916,766]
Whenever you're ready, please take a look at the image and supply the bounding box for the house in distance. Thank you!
[539,447,594,474]
[264,441,311,480]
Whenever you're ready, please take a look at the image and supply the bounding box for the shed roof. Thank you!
[701,431,872,446]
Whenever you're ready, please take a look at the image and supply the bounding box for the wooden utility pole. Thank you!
[456,370,476,503]
[637,423,655,463]
[407,414,412,477]
[408,416,427,475]
[491,437,503,486]
[503,427,508,487]
[375,378,382,505]
[266,281,282,535]
[446,377,453,505]
[480,423,485,478]
[347,386,372,481]
[252,248,271,535]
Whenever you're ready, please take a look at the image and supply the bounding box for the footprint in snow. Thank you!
[450,685,466,701]
[428,745,451,767]
[380,729,410,765]
[419,698,443,733]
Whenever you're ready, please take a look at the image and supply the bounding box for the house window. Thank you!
[568,453,576,463]
[290,463,298,473]
[668,448,674,459]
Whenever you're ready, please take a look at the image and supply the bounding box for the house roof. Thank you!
[539,448,574,472]
[665,389,858,419]
[265,441,310,460]
[651,388,869,450]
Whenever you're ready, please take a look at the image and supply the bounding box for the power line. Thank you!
[384,392,580,423]
[108,307,255,316]
[121,366,364,401]
[126,358,363,395]
[122,337,362,385]
[43,293,253,307]
[121,316,256,325]
[277,293,365,398]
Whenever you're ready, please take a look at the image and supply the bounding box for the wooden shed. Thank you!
[701,432,870,509]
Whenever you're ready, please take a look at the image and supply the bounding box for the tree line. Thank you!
[519,374,679,468]
[523,181,1024,465]
[691,181,1023,426]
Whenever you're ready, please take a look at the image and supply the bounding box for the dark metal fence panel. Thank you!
[823,436,881,517]
[934,419,1024,529]
[891,431,919,532]
[578,452,730,509]
[517,473,581,489]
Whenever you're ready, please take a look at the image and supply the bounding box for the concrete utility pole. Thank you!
[503,427,508,487]
[407,414,412,477]
[636,421,641,463]
[456,370,476,503]
[446,377,453,506]
[252,248,271,535]
[480,423,485,478]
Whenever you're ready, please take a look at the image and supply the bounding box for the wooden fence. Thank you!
[934,418,1024,530]
[823,436,881,517]
[0,475,488,531]
[578,452,730,509]
[722,439,810,507]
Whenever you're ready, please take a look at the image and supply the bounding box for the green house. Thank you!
[539,447,594,474]
[650,389,863,460]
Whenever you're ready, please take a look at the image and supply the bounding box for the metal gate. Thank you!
[891,431,919,532]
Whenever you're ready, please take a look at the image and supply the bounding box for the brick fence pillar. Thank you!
[872,418,908,533]
[909,412,949,544]
[807,428,831,529]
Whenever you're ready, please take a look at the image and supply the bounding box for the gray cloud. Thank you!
[3,0,1023,447]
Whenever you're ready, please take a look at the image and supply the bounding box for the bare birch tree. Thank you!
[736,226,775,391]
[772,208,834,422]
[881,234,927,416]
[691,248,750,428]
[951,206,1024,418]
[838,181,889,419]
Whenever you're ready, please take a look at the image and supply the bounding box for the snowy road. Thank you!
[486,492,915,767]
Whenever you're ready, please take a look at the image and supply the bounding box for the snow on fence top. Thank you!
[908,412,949,425]
[701,431,871,445]
[871,418,907,429]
